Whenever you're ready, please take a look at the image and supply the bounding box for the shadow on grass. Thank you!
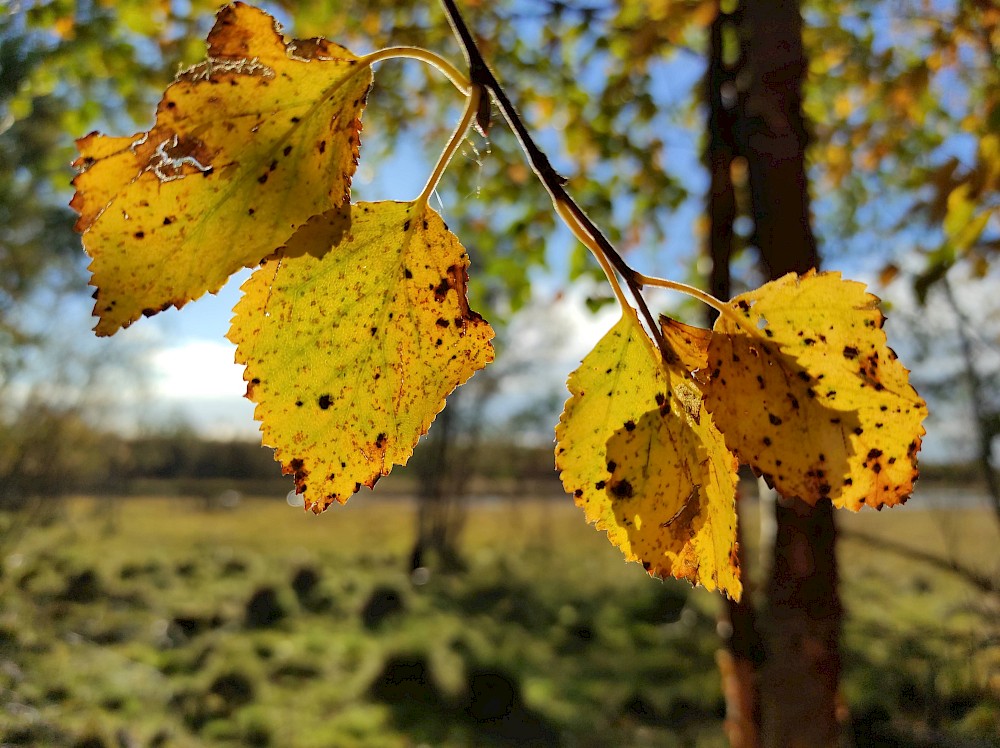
[368,652,559,746]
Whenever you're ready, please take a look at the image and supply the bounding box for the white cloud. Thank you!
[144,339,259,439]
[150,340,245,400]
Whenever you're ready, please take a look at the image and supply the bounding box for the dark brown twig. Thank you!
[439,0,670,358]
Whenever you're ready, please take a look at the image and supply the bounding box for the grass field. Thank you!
[0,494,997,746]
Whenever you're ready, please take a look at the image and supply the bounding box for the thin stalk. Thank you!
[417,86,482,205]
[553,200,629,312]
[635,273,730,314]
[638,272,777,337]
[439,0,670,361]
[361,46,471,93]
[553,200,659,358]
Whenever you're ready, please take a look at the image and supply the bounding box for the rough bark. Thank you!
[704,9,763,748]
[706,1,844,745]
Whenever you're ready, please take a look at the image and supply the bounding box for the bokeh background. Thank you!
[1,1,998,746]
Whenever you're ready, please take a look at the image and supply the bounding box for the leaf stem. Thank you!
[634,274,729,313]
[553,201,629,311]
[636,272,753,329]
[416,85,482,205]
[360,46,471,93]
[438,0,671,361]
[554,200,662,361]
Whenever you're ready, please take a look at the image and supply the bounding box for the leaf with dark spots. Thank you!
[229,201,494,513]
[702,270,926,510]
[72,3,372,336]
[556,314,740,599]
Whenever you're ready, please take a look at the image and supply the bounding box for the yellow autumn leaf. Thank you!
[555,315,741,599]
[228,201,495,513]
[72,3,372,336]
[702,271,927,511]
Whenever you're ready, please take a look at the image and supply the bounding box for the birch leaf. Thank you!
[702,271,927,511]
[555,315,741,599]
[72,2,372,335]
[228,201,495,513]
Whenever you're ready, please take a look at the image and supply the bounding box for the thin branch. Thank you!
[439,0,670,360]
[839,527,998,594]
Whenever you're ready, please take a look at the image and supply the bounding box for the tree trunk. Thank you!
[707,1,844,745]
[410,393,467,574]
[940,277,1000,529]
[704,10,764,747]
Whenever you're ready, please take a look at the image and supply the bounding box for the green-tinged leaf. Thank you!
[555,314,741,599]
[944,183,992,252]
[228,201,495,513]
[72,3,372,335]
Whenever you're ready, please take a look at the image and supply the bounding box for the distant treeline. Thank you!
[0,408,980,505]
[1,414,561,504]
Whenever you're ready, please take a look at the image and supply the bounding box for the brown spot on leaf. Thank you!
[318,394,332,410]
[433,277,451,301]
[610,479,634,499]
[146,133,219,181]
[285,458,308,487]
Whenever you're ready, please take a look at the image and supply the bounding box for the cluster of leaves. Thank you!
[72,3,926,600]
[802,0,1000,295]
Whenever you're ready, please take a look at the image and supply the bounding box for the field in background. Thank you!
[0,495,997,747]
